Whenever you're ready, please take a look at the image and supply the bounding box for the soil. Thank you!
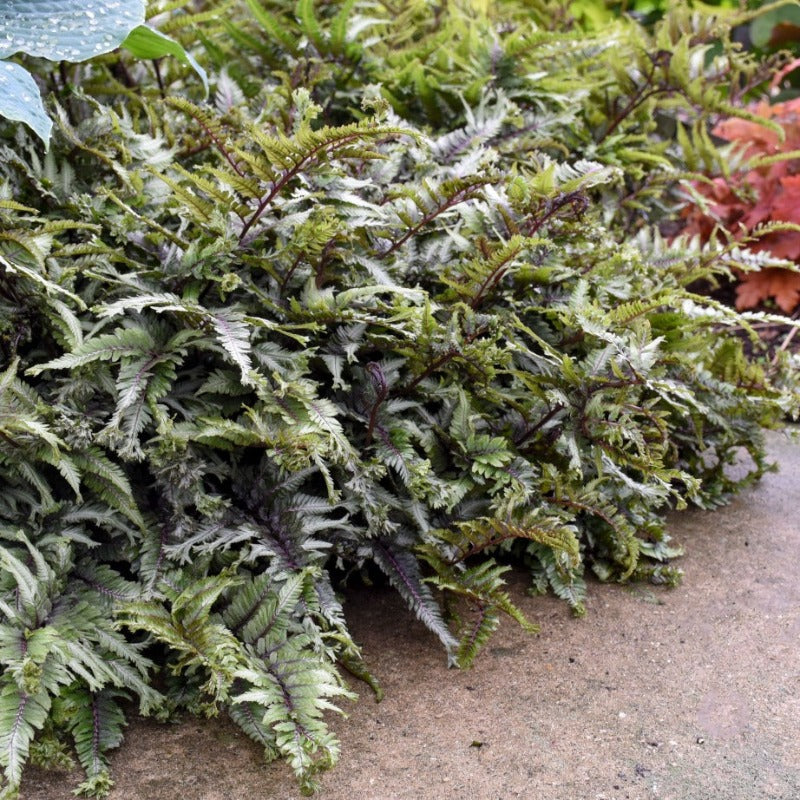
[20,430,800,800]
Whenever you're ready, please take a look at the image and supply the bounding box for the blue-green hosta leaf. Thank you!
[0,61,51,144]
[0,0,145,61]
[121,25,208,96]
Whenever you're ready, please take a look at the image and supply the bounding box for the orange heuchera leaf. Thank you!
[753,232,800,261]
[713,113,781,157]
[681,96,800,313]
[713,97,800,154]
[735,268,800,313]
[769,175,800,225]
[680,177,747,239]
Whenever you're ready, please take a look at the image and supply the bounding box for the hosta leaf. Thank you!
[0,0,145,61]
[0,61,51,145]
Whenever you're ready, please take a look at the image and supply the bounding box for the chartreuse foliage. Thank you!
[0,0,798,796]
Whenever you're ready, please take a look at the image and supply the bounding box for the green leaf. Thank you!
[121,25,209,96]
[0,61,51,145]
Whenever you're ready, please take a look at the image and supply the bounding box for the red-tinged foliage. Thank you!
[682,97,800,313]
[769,174,800,225]
[735,265,800,313]
[712,97,800,155]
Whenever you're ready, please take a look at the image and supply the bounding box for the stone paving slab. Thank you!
[21,431,800,800]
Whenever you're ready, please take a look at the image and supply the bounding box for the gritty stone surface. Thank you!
[21,431,800,800]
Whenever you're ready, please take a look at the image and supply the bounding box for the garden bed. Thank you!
[21,431,800,800]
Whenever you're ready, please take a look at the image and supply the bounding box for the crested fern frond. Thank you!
[222,570,307,645]
[58,686,128,795]
[372,541,458,659]
[421,555,538,668]
[0,685,50,791]
[27,329,156,375]
[233,636,351,795]
[71,449,144,530]
[117,574,243,704]
[429,513,582,568]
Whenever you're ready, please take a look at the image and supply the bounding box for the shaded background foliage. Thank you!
[0,0,798,797]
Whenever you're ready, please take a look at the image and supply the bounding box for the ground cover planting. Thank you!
[1,0,799,796]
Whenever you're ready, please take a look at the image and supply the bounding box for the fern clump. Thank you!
[0,0,798,795]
